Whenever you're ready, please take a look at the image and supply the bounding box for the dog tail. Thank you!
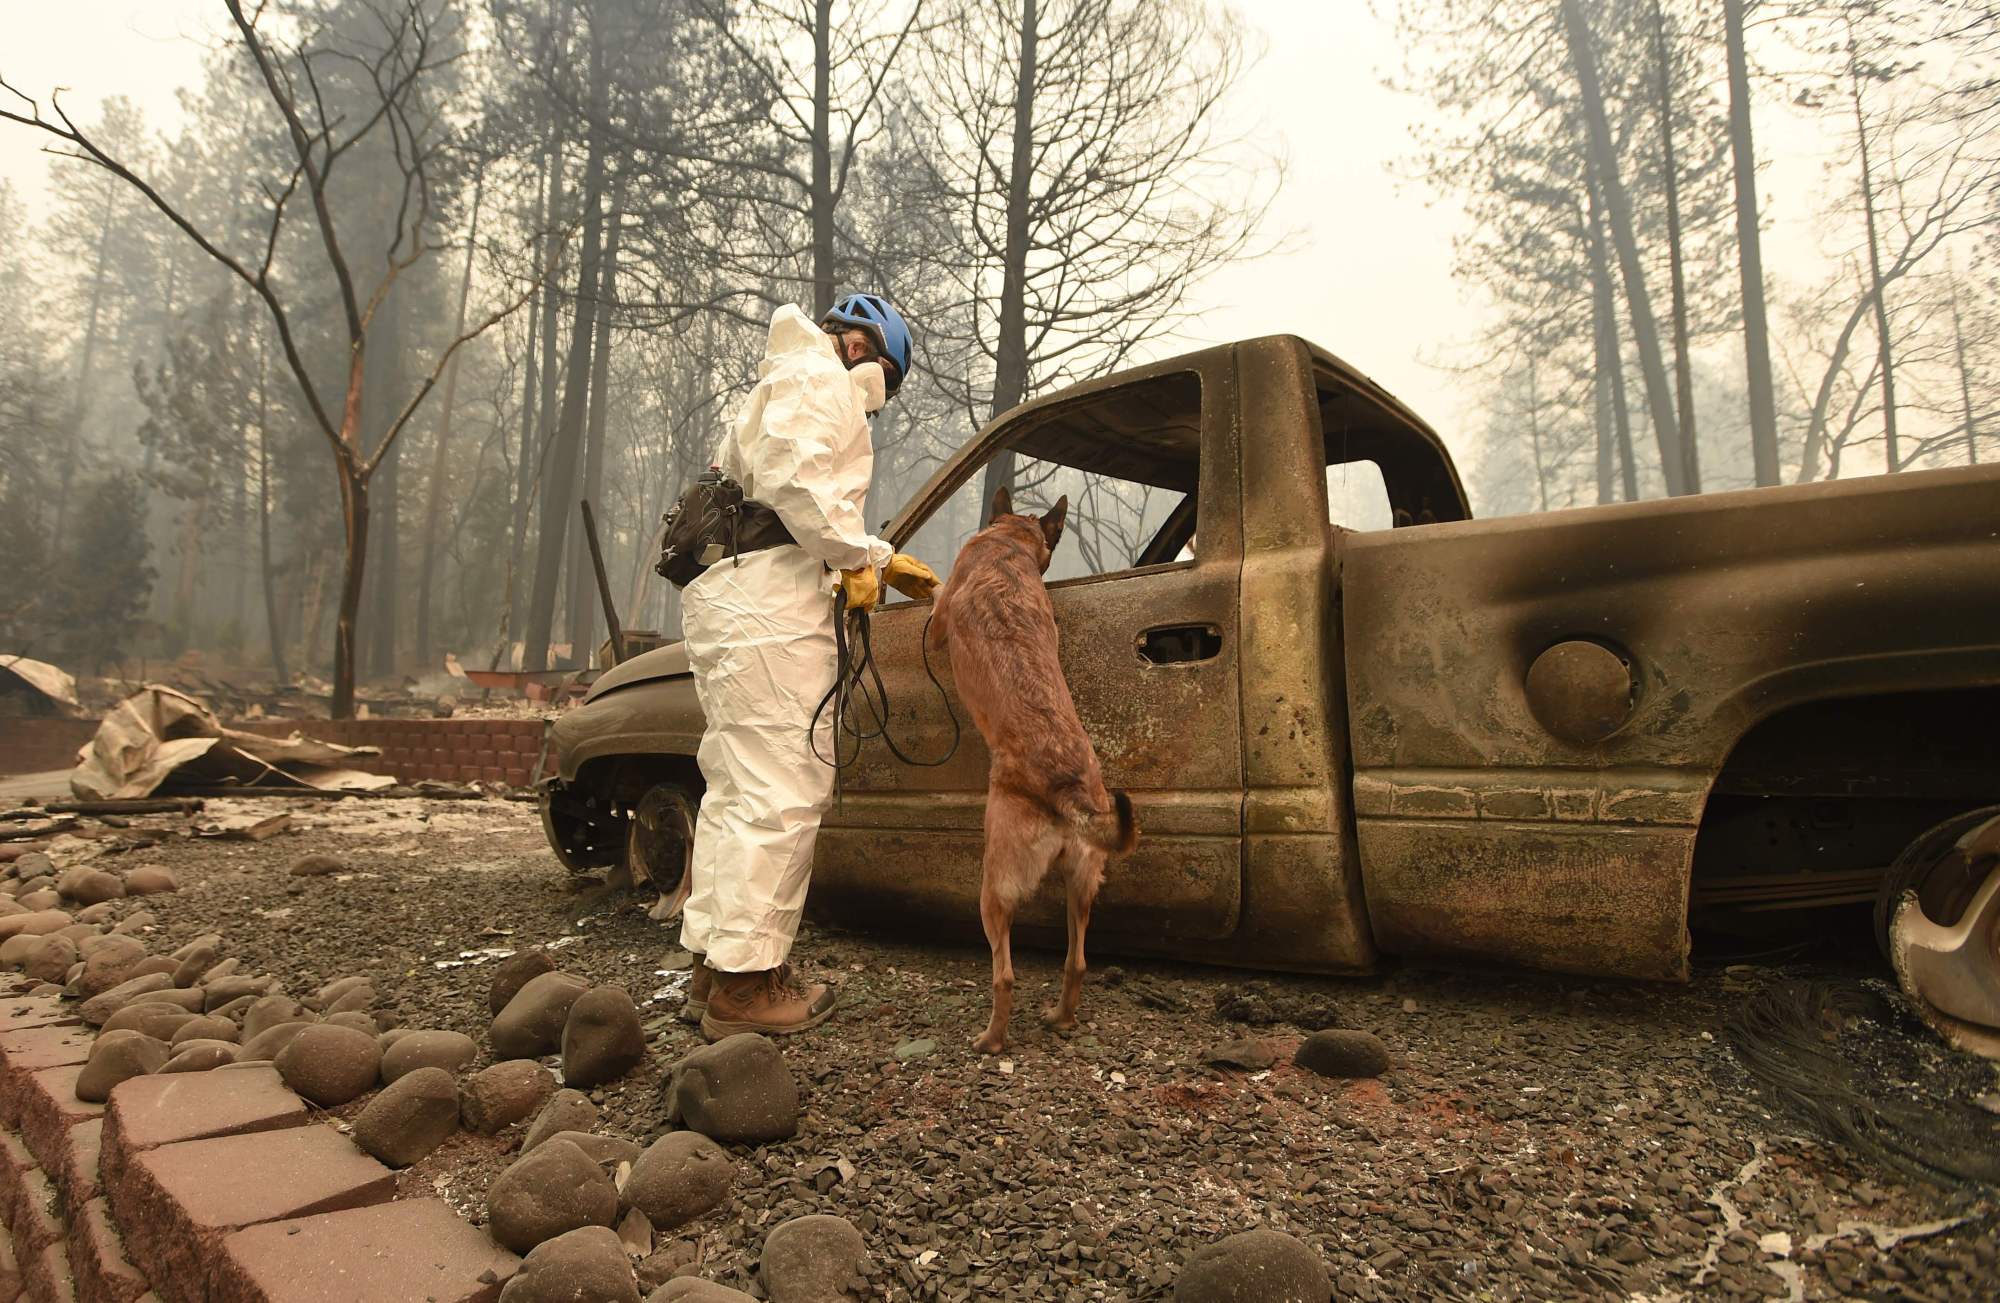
[1078,790,1139,855]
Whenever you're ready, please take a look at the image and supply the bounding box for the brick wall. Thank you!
[0,717,545,787]
[232,719,546,788]
[0,720,97,777]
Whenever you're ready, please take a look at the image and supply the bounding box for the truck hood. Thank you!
[582,642,691,703]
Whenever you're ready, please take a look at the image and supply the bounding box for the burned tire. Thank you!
[626,783,697,897]
[1873,804,2000,961]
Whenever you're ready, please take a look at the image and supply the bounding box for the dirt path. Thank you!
[78,795,2000,1300]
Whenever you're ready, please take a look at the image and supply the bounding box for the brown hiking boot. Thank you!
[700,965,837,1040]
[680,955,713,1025]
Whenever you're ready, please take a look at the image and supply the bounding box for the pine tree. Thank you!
[53,472,157,672]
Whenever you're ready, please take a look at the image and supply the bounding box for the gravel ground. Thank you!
[51,794,2000,1301]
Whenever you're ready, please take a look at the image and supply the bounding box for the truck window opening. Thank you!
[895,371,1204,592]
[1313,371,1469,525]
[1326,460,1394,531]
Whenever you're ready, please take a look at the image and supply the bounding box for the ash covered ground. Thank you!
[74,794,2000,1301]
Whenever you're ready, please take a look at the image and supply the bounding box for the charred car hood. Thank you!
[582,642,691,703]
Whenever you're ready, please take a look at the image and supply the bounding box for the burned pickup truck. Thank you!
[541,334,2000,1017]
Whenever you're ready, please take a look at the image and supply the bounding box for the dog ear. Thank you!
[991,484,1013,521]
[1040,496,1068,552]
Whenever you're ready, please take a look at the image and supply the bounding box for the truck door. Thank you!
[1215,340,1386,974]
[811,365,1246,958]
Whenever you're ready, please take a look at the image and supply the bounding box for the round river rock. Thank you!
[1294,1028,1390,1079]
[498,1225,639,1303]
[76,1030,170,1102]
[380,1029,479,1084]
[486,1137,619,1254]
[622,1132,733,1231]
[237,1020,314,1062]
[760,1215,867,1303]
[170,1016,239,1045]
[122,866,178,895]
[491,971,589,1059]
[275,1023,383,1106]
[23,936,78,986]
[354,1065,459,1167]
[160,1041,239,1073]
[1172,1228,1330,1302]
[100,1003,196,1041]
[561,985,645,1088]
[666,1034,799,1144]
[522,1089,599,1153]
[647,1282,758,1303]
[462,1059,556,1134]
[488,948,556,1016]
[242,995,315,1041]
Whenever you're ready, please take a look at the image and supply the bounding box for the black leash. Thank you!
[810,590,960,782]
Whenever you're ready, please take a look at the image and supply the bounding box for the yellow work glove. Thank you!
[884,553,941,600]
[840,565,881,613]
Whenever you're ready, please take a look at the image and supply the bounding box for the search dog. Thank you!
[928,486,1140,1054]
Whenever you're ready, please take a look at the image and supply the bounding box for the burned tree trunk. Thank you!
[1949,268,1979,465]
[523,25,608,674]
[1561,0,1687,496]
[1587,166,1640,502]
[1797,288,1874,483]
[1851,62,1901,471]
[507,13,573,655]
[1526,359,1550,512]
[56,183,117,541]
[566,195,621,666]
[505,174,561,654]
[1589,190,1620,504]
[331,350,371,719]
[416,175,482,669]
[232,378,250,637]
[1652,0,1699,494]
[364,287,405,677]
[977,0,1039,517]
[255,335,288,684]
[1724,0,1780,486]
[809,0,837,317]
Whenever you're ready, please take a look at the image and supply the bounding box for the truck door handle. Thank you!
[1138,624,1222,665]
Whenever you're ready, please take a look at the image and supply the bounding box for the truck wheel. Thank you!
[539,782,623,875]
[627,783,697,899]
[1873,805,2000,960]
[1879,808,2000,1034]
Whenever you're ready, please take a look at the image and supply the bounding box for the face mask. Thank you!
[849,360,887,413]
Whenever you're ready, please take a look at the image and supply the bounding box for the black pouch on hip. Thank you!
[655,466,795,588]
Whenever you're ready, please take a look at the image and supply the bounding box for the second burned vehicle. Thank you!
[541,334,2000,1035]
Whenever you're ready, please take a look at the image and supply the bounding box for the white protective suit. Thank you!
[679,304,893,973]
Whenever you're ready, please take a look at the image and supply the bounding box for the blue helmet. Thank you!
[822,293,914,393]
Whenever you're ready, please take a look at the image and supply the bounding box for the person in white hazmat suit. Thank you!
[681,293,940,1039]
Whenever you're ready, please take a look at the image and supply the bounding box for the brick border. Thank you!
[0,986,522,1302]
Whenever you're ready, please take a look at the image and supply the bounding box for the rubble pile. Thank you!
[73,651,509,722]
[0,656,85,719]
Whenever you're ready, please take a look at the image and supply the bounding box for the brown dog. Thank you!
[928,486,1140,1054]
